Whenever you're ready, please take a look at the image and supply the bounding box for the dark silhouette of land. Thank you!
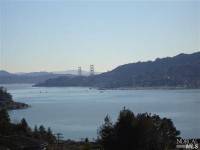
[0,109,55,149]
[0,71,76,84]
[35,51,200,88]
[97,108,180,150]
[0,107,182,150]
[0,87,29,110]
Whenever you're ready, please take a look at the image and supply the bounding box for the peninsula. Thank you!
[0,86,29,110]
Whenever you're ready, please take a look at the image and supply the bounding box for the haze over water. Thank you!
[3,84,200,141]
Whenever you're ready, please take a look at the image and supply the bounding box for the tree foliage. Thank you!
[0,86,28,109]
[0,87,13,103]
[0,109,11,135]
[97,108,180,150]
[0,109,56,144]
[0,108,10,122]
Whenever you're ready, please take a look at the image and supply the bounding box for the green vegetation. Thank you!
[97,108,180,150]
[0,86,13,103]
[0,109,56,149]
[0,86,28,109]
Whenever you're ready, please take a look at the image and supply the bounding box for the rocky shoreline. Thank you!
[0,102,30,110]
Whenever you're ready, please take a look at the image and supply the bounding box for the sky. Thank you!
[0,0,199,73]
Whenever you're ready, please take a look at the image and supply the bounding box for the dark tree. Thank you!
[39,125,46,138]
[0,87,13,103]
[0,109,10,122]
[85,137,89,142]
[97,115,114,150]
[0,109,11,135]
[47,127,55,144]
[159,118,180,149]
[20,118,32,136]
[114,109,136,150]
[97,108,180,150]
[34,125,38,133]
[21,118,28,127]
[39,125,46,133]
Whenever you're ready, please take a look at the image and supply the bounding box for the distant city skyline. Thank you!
[1,0,199,73]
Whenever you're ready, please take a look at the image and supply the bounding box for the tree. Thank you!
[159,118,180,149]
[0,87,13,103]
[34,125,38,133]
[47,127,52,135]
[97,108,180,150]
[134,113,157,150]
[0,109,11,135]
[20,118,32,136]
[114,109,136,150]
[33,125,40,138]
[38,125,46,139]
[39,125,46,133]
[97,115,114,150]
[0,109,10,122]
[47,127,55,144]
[85,137,89,143]
[21,118,28,133]
[84,137,91,150]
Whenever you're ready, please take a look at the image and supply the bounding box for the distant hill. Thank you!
[52,70,90,76]
[19,71,52,77]
[0,71,77,84]
[0,70,13,76]
[52,70,101,76]
[35,51,200,88]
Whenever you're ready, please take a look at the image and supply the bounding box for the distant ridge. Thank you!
[35,51,200,88]
[52,70,91,76]
[0,70,13,76]
[0,71,77,84]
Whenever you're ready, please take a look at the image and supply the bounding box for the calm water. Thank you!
[2,84,200,141]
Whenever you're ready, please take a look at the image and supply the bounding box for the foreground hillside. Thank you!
[0,87,28,109]
[35,52,200,88]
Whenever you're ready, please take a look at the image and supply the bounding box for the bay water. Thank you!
[2,84,200,141]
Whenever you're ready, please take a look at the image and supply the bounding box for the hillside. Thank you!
[0,71,76,84]
[0,87,28,109]
[35,52,200,88]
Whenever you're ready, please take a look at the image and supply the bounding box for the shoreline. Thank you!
[96,86,200,91]
[0,102,30,110]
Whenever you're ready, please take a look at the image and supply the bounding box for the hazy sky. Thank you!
[1,0,199,73]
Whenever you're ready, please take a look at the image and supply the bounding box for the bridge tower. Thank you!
[90,65,94,76]
[78,67,81,76]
